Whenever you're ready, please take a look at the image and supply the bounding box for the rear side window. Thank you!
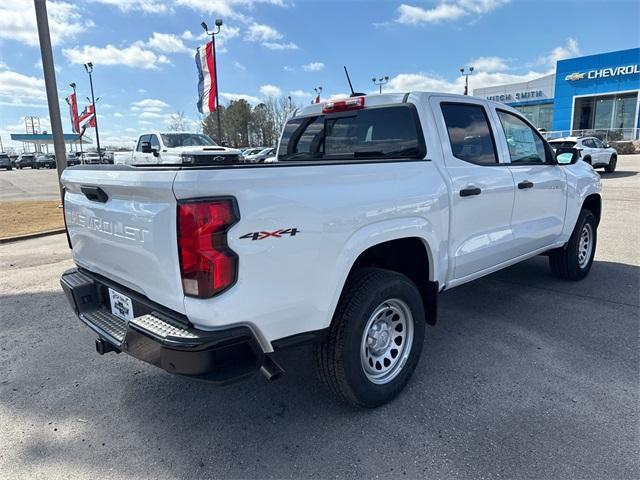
[441,103,498,165]
[497,110,547,164]
[278,105,425,161]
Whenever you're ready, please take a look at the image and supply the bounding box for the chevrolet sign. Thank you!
[565,64,640,82]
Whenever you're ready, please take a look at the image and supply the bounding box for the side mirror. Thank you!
[555,147,580,165]
[140,141,153,154]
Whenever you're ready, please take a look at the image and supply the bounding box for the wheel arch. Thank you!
[582,193,602,226]
[335,233,439,326]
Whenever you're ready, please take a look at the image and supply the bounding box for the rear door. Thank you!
[61,168,185,313]
[430,97,516,280]
[493,108,567,254]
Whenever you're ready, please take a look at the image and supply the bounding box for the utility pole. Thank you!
[372,76,389,94]
[460,66,474,96]
[201,19,223,142]
[34,0,66,203]
[84,62,102,158]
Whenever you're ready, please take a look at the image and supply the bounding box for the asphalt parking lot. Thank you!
[0,167,61,201]
[1,156,638,479]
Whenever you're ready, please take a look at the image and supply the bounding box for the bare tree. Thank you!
[168,111,187,132]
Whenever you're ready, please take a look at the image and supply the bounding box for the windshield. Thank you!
[161,133,217,148]
[278,105,426,162]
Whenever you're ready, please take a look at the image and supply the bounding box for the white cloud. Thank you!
[220,92,261,104]
[544,37,580,67]
[0,0,90,47]
[283,66,296,72]
[114,112,124,118]
[470,56,509,72]
[262,41,299,50]
[63,44,171,69]
[131,99,169,109]
[89,0,173,14]
[302,62,325,72]
[0,69,47,107]
[289,90,308,98]
[139,111,168,119]
[395,0,509,25]
[176,0,286,19]
[233,61,246,70]
[247,23,282,42]
[259,84,282,97]
[145,32,190,53]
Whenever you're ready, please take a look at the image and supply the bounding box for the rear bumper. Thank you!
[60,268,265,384]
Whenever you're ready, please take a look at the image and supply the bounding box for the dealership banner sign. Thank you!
[565,64,640,82]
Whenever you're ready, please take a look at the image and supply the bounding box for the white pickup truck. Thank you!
[128,131,242,165]
[60,92,602,407]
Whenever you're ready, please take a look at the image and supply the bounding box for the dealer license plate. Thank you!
[108,288,134,322]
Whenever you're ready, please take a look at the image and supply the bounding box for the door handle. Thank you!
[459,187,482,197]
[81,185,108,203]
[518,181,534,189]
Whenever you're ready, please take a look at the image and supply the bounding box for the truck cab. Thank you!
[131,131,243,165]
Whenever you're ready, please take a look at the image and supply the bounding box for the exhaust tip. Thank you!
[260,356,285,381]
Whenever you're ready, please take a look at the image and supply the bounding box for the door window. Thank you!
[136,135,150,152]
[149,134,161,150]
[592,138,604,148]
[497,110,548,164]
[440,103,498,165]
[582,138,595,148]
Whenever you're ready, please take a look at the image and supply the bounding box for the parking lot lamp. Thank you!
[201,19,223,142]
[372,76,389,94]
[460,67,474,96]
[84,62,102,158]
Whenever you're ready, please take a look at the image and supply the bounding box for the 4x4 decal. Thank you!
[239,228,299,241]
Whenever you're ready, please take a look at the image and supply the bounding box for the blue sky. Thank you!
[1,0,638,149]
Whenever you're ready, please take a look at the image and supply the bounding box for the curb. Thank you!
[0,228,67,244]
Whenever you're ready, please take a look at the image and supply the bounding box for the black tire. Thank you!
[549,209,597,280]
[604,154,617,173]
[583,156,592,166]
[314,268,425,408]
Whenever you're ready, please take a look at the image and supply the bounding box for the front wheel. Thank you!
[604,155,617,173]
[549,209,597,280]
[314,268,425,408]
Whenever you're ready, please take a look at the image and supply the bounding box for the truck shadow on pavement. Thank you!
[1,257,638,479]
[599,170,637,179]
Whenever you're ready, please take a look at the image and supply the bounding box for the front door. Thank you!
[431,97,516,280]
[493,109,567,255]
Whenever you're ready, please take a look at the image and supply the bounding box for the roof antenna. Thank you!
[344,66,366,97]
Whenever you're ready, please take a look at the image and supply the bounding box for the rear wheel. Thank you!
[549,209,597,280]
[314,268,425,408]
[604,154,617,173]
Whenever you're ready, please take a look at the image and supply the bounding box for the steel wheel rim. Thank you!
[578,223,593,268]
[360,298,414,385]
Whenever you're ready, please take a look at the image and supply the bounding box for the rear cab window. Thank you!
[278,104,426,162]
[440,103,498,165]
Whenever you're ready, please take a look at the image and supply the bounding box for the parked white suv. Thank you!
[60,92,602,407]
[549,136,618,172]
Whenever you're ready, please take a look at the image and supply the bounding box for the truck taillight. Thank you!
[177,198,239,298]
[322,96,365,114]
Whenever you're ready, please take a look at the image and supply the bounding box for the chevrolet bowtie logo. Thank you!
[565,72,586,81]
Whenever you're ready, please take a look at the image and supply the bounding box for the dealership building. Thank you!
[474,47,640,139]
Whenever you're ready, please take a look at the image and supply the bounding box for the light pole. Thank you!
[313,86,322,104]
[201,19,223,142]
[69,82,83,160]
[372,76,389,94]
[460,66,474,96]
[83,62,102,157]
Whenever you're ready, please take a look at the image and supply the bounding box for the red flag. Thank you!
[78,104,96,128]
[65,93,80,133]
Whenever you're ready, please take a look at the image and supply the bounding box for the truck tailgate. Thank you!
[61,168,185,314]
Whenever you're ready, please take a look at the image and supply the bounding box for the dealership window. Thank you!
[573,92,639,139]
[513,103,554,131]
